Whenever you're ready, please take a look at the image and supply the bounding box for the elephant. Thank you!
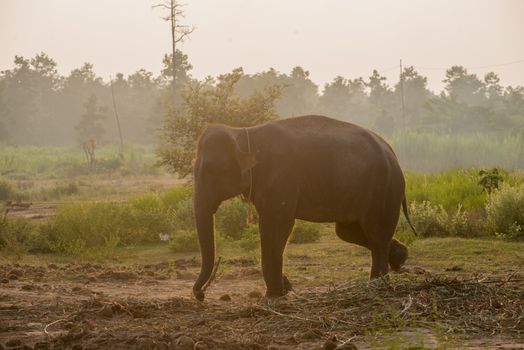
[192,115,416,301]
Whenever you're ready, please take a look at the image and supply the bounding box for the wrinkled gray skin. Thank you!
[192,115,414,301]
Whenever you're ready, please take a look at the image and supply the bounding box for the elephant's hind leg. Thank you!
[336,221,388,277]
[336,221,408,273]
[389,239,408,271]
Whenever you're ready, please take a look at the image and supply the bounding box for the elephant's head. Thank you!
[192,125,256,301]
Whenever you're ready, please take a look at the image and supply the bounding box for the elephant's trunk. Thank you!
[192,189,216,301]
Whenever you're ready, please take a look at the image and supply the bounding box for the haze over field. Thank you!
[2,0,524,92]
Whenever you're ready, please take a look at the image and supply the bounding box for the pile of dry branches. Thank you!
[246,273,523,341]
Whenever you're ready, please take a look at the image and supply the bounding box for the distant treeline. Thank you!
[0,51,523,146]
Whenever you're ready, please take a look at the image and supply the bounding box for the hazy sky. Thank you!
[1,0,523,92]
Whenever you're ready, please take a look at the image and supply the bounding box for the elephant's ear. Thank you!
[236,151,257,174]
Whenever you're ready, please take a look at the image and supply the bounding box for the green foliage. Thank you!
[169,229,228,253]
[486,184,524,240]
[215,198,249,240]
[401,198,485,238]
[169,229,200,253]
[173,197,195,231]
[75,93,107,144]
[157,68,281,177]
[405,170,488,210]
[478,168,503,194]
[237,225,260,252]
[0,145,159,178]
[0,217,37,257]
[160,186,193,210]
[0,178,16,200]
[44,200,175,255]
[407,201,448,237]
[289,220,322,244]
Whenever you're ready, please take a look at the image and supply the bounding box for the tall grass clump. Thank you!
[44,201,175,255]
[0,178,17,201]
[405,170,488,210]
[0,217,39,257]
[486,184,524,240]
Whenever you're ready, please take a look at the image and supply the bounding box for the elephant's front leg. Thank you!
[258,184,298,297]
[259,215,295,297]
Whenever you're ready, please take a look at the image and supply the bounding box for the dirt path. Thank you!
[1,259,523,349]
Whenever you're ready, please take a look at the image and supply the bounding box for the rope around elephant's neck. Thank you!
[244,127,253,202]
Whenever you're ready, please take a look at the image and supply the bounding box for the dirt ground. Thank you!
[1,256,523,350]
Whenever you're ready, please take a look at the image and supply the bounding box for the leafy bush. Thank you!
[169,229,228,253]
[0,179,15,201]
[289,220,322,244]
[44,201,175,255]
[169,230,200,253]
[487,184,524,240]
[160,186,193,211]
[237,225,260,251]
[173,197,195,231]
[0,217,37,256]
[129,193,175,243]
[215,198,249,240]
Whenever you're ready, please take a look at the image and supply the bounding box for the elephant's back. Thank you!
[271,115,404,222]
[273,115,395,166]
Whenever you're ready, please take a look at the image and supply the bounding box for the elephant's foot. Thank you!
[389,239,408,271]
[265,275,293,298]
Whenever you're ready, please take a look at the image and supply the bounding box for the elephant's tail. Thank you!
[402,197,418,235]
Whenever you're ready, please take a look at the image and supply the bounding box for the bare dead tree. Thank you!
[153,0,194,104]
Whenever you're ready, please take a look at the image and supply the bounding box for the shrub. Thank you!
[407,201,448,237]
[486,184,524,240]
[44,201,175,255]
[215,198,249,240]
[237,225,260,251]
[174,197,195,231]
[161,186,193,211]
[169,230,200,253]
[45,203,129,254]
[0,217,36,256]
[126,194,176,243]
[289,220,322,243]
[0,179,15,201]
[169,229,227,253]
[445,205,485,238]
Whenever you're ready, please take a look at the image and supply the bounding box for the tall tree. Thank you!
[153,0,194,105]
[443,66,484,106]
[158,68,281,177]
[393,66,433,128]
[76,93,107,145]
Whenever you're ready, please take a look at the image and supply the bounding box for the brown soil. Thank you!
[0,261,522,349]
